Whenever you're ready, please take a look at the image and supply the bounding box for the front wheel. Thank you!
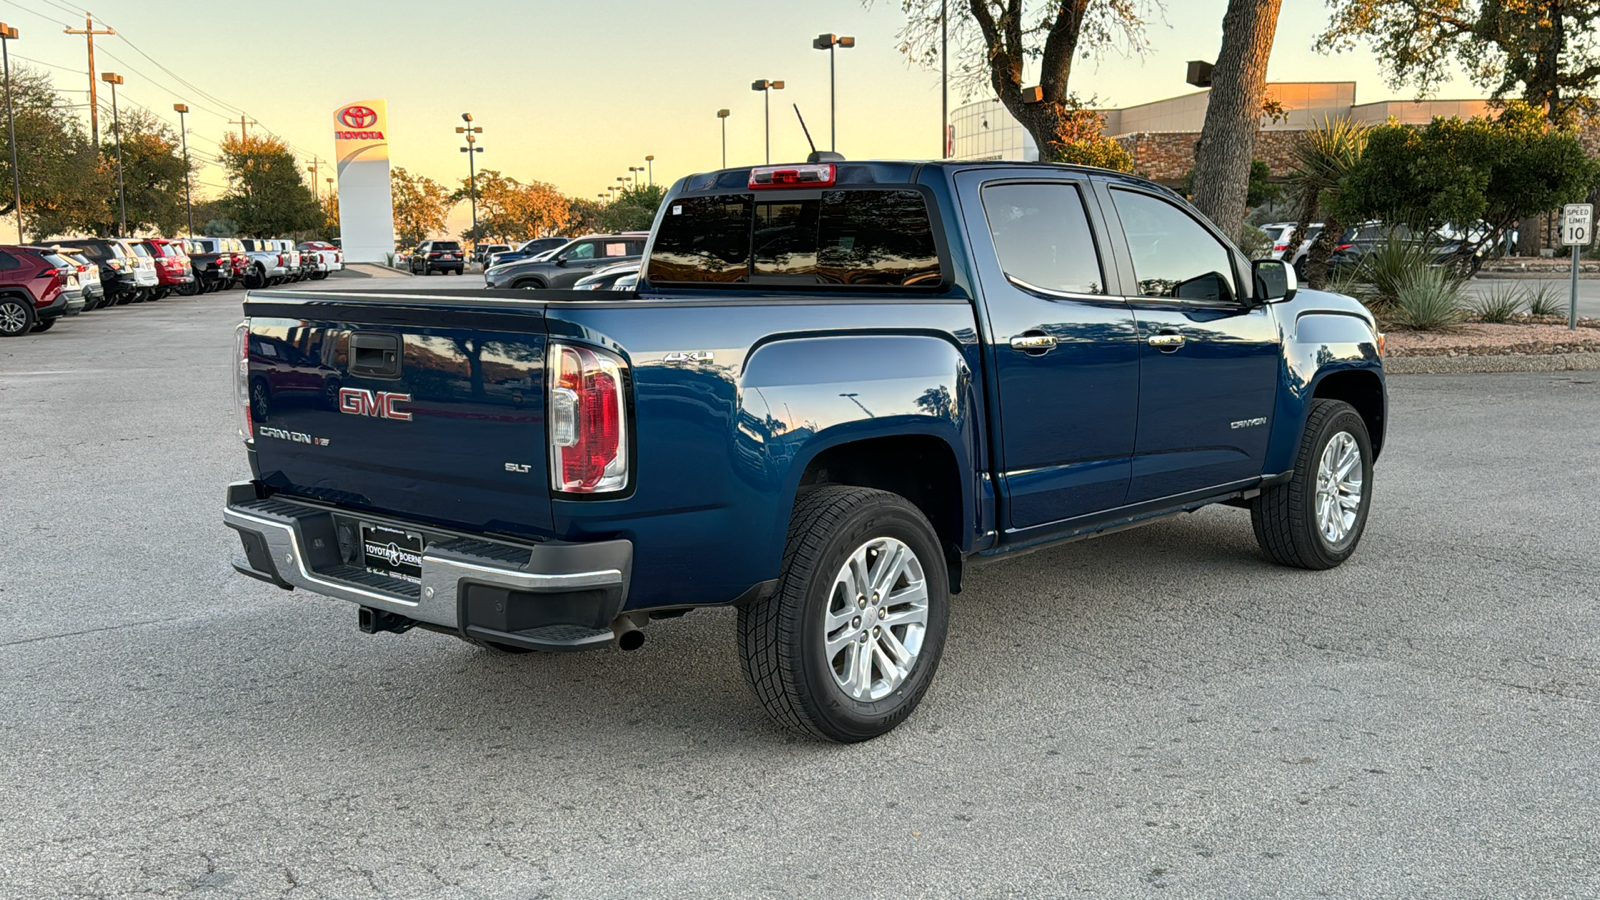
[1251,399,1374,570]
[738,485,950,742]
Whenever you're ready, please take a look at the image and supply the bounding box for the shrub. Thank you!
[1470,283,1523,322]
[1389,267,1465,331]
[1525,283,1564,316]
[1359,234,1448,305]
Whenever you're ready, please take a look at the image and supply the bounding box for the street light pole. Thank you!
[644,155,654,186]
[813,34,855,153]
[716,109,729,168]
[101,71,125,234]
[456,113,482,238]
[751,80,784,164]
[173,102,193,236]
[0,23,21,243]
[941,0,948,158]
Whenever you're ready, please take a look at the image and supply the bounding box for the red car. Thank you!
[0,245,72,336]
[141,239,195,298]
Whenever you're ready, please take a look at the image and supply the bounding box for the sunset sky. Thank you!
[4,0,1480,234]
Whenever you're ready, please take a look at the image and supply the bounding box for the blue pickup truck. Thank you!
[225,159,1385,742]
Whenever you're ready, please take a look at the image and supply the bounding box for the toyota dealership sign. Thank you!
[333,99,395,263]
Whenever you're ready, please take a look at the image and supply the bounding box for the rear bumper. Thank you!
[222,482,632,651]
[36,292,69,321]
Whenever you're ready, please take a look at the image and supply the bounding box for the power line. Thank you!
[0,0,74,29]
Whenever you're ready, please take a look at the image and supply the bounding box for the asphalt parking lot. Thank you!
[2,286,1598,899]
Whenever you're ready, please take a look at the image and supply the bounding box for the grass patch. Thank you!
[1525,283,1564,317]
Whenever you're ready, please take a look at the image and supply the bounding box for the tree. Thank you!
[1329,102,1600,252]
[1317,0,1600,125]
[884,0,1161,159]
[454,170,568,241]
[1189,0,1284,239]
[390,167,453,246]
[598,184,666,233]
[1183,159,1281,209]
[99,110,192,236]
[0,65,112,239]
[219,133,321,238]
[1040,103,1133,170]
[1285,117,1370,287]
[566,197,605,236]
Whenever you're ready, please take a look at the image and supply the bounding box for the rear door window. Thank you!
[648,189,941,288]
[980,183,1105,295]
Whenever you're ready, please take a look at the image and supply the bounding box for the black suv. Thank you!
[43,236,141,304]
[409,240,466,276]
[483,233,648,289]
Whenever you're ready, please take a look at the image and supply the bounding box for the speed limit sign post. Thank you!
[1562,203,1593,330]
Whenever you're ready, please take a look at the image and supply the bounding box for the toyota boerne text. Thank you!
[224,157,1386,742]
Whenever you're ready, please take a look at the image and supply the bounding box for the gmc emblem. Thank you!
[339,388,413,421]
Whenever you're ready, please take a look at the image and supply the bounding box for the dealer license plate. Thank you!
[361,524,424,582]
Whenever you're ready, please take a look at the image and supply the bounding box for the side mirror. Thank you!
[1253,258,1296,303]
[555,258,568,267]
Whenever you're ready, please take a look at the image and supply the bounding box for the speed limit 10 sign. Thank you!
[1563,203,1594,246]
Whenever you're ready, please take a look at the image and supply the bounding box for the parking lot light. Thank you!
[173,103,192,236]
[751,80,784,164]
[101,71,125,234]
[716,110,730,168]
[812,34,855,152]
[456,113,484,237]
[645,155,654,186]
[1,23,20,243]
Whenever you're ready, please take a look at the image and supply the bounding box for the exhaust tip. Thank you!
[610,616,646,651]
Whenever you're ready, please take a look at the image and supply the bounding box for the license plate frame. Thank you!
[361,523,425,582]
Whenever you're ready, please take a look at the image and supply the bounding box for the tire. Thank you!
[244,268,266,290]
[176,279,199,297]
[310,271,329,281]
[1251,399,1374,570]
[511,279,545,290]
[31,318,56,333]
[738,485,951,742]
[0,296,35,336]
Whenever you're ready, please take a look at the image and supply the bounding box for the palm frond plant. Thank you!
[1284,117,1370,289]
[1389,267,1466,332]
[1525,283,1564,317]
[1469,283,1523,323]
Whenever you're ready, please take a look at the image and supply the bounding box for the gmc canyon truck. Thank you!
[225,159,1386,742]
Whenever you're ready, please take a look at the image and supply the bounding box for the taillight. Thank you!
[277,253,287,266]
[1336,243,1353,252]
[750,163,835,188]
[235,321,254,444]
[548,343,628,493]
[1272,244,1287,252]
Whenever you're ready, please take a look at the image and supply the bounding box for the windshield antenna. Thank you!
[793,104,818,156]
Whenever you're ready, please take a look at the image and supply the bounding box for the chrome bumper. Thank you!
[222,483,630,632]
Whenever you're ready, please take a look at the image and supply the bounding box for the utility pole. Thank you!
[63,13,114,146]
[456,113,482,238]
[229,115,257,139]
[940,0,948,158]
[101,71,124,234]
[1,23,20,243]
[173,103,193,235]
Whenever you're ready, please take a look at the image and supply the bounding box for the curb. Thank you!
[1386,352,1600,374]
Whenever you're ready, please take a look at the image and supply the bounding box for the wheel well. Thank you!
[1313,369,1385,457]
[797,434,963,556]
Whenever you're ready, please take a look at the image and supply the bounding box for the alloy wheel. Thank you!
[822,537,930,701]
[0,300,29,335]
[1315,431,1363,545]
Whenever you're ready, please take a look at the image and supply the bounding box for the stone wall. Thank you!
[1113,130,1305,185]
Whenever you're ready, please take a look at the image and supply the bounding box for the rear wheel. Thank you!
[0,297,35,336]
[738,485,950,742]
[244,268,266,290]
[31,318,55,333]
[1251,399,1374,570]
[176,279,199,297]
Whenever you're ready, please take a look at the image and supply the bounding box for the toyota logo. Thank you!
[339,106,377,129]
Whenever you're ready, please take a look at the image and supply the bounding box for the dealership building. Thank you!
[949,81,1492,184]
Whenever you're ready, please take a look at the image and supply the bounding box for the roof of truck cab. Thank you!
[676,159,1173,195]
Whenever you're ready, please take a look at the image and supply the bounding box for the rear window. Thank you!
[131,243,152,257]
[433,241,461,251]
[648,189,941,288]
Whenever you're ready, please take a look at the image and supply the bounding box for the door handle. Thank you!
[1010,334,1058,353]
[1147,332,1186,351]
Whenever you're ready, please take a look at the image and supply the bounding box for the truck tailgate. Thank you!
[242,290,553,537]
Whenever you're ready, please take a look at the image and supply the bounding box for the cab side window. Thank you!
[1110,188,1238,304]
[980,183,1105,295]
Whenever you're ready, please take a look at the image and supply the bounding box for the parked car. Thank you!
[296,241,343,280]
[183,238,234,293]
[44,237,141,305]
[225,158,1386,742]
[122,240,160,301]
[486,237,568,269]
[483,233,647,289]
[473,243,511,266]
[409,240,466,275]
[240,238,289,288]
[571,260,640,291]
[44,246,106,309]
[138,238,194,299]
[0,244,75,335]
